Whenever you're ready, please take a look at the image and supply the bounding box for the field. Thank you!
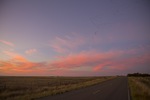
[0,76,114,100]
[128,77,150,100]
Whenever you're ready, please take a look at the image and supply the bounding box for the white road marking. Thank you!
[128,88,130,100]
[93,90,101,94]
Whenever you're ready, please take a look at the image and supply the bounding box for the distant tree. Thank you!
[127,73,150,77]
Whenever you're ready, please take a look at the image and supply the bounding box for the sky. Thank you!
[0,0,150,76]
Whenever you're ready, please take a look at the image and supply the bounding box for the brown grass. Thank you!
[128,77,150,100]
[0,76,115,100]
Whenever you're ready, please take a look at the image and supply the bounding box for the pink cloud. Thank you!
[50,43,66,53]
[25,49,37,55]
[50,51,122,69]
[0,40,14,47]
[93,51,150,72]
[49,34,85,53]
[49,48,150,73]
[93,61,111,71]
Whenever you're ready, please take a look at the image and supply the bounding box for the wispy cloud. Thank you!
[25,49,37,55]
[50,43,66,53]
[49,33,85,53]
[0,40,14,47]
[50,50,122,70]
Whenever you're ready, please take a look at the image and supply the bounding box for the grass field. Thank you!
[0,76,115,100]
[128,77,150,100]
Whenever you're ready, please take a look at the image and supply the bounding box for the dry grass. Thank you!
[0,76,115,100]
[128,77,150,100]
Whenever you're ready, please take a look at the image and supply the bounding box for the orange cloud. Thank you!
[0,40,14,47]
[25,49,37,55]
[3,51,27,62]
[1,50,120,75]
[0,51,48,75]
[1,47,150,76]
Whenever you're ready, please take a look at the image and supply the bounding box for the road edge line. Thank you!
[128,88,130,100]
[127,77,132,100]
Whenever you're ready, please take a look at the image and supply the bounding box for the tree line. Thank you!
[127,73,150,77]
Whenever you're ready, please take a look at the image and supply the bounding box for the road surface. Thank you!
[37,76,129,100]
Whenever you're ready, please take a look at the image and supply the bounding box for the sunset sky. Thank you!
[0,0,150,76]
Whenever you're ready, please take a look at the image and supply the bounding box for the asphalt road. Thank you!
[37,76,129,100]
